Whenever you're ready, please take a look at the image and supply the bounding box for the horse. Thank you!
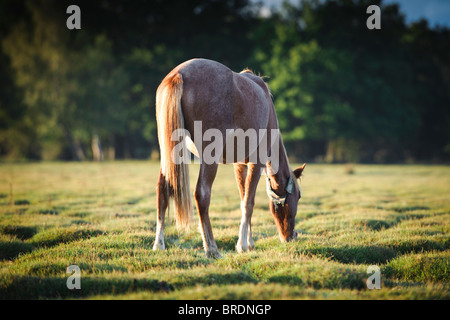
[152,58,305,258]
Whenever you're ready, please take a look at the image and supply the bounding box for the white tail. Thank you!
[156,71,193,230]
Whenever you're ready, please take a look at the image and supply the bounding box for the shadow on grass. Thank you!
[0,225,38,240]
[268,269,367,290]
[38,209,59,215]
[391,206,430,213]
[1,270,258,299]
[0,227,105,261]
[31,228,105,248]
[0,240,34,260]
[0,225,38,260]
[388,239,448,255]
[301,240,448,265]
[302,245,397,264]
[174,271,258,289]
[0,276,174,299]
[357,219,393,231]
[216,236,239,251]
[354,212,431,232]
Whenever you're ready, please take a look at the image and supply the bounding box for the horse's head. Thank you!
[266,163,306,242]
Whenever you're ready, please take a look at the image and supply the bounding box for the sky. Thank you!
[384,0,450,28]
[256,0,450,28]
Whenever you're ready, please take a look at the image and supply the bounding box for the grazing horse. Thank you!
[153,58,305,258]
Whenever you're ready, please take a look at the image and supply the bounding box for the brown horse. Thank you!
[153,58,305,258]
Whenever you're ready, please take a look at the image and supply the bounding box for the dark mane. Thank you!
[240,68,254,74]
[240,68,271,98]
[240,68,269,82]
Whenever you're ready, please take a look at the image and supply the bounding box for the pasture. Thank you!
[0,161,448,299]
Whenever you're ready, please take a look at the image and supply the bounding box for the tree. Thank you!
[1,0,448,162]
[71,35,129,161]
[2,0,80,160]
[252,0,445,163]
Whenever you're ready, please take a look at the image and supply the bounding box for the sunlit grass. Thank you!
[0,161,448,299]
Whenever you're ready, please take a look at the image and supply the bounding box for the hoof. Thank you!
[236,241,248,253]
[205,249,222,259]
[152,241,165,251]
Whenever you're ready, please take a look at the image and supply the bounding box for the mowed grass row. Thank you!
[0,161,448,299]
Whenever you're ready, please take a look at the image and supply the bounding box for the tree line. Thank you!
[1,0,449,163]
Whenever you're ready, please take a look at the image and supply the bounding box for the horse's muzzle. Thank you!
[290,230,298,241]
[282,230,298,242]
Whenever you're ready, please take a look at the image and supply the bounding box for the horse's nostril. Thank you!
[284,231,298,242]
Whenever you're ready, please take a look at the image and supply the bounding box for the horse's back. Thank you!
[168,58,274,163]
[177,59,271,131]
[179,59,235,129]
[232,70,271,131]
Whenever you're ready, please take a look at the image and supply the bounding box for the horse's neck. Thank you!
[267,137,292,193]
[264,99,291,191]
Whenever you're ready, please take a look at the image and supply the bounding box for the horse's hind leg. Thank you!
[194,163,221,258]
[235,163,262,252]
[153,168,168,251]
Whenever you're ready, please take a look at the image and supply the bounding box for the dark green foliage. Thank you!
[252,0,449,162]
[0,0,448,162]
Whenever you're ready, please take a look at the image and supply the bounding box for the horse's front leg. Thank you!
[153,169,168,251]
[235,163,261,253]
[194,163,221,258]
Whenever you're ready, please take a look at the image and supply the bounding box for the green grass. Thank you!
[0,161,448,299]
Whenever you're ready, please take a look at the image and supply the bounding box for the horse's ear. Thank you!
[293,163,306,179]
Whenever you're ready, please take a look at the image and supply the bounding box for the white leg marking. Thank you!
[247,224,255,251]
[236,201,249,253]
[153,222,165,250]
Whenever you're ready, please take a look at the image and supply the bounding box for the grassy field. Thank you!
[0,161,448,300]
